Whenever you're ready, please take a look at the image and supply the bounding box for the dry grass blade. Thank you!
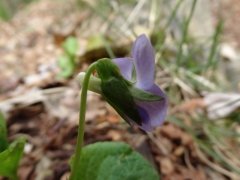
[147,132,169,155]
[204,126,240,171]
[194,143,240,180]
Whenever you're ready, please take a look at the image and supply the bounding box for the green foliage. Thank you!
[129,86,163,102]
[0,112,26,180]
[0,0,37,21]
[70,142,159,180]
[0,112,8,152]
[0,137,26,180]
[86,34,106,52]
[58,36,79,78]
[76,0,240,176]
[0,2,11,21]
[84,34,115,59]
[63,36,79,56]
[58,55,76,78]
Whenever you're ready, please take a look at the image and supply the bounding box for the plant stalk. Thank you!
[69,62,97,180]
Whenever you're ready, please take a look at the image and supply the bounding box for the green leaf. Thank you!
[86,34,105,52]
[69,142,159,180]
[62,36,79,56]
[58,36,79,78]
[0,111,8,152]
[0,2,12,21]
[0,137,25,180]
[58,55,70,67]
[96,58,142,125]
[57,55,75,78]
[128,86,164,102]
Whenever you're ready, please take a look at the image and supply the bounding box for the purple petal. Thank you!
[136,106,153,131]
[113,58,132,81]
[135,84,168,127]
[126,109,153,132]
[132,34,155,90]
[130,120,153,132]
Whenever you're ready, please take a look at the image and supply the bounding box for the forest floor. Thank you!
[0,0,240,180]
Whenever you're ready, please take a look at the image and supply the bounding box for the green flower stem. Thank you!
[69,62,97,180]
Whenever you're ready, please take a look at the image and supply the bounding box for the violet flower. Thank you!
[78,34,167,132]
[113,34,167,131]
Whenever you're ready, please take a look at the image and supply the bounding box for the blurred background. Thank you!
[0,0,240,179]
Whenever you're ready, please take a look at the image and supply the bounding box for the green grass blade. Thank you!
[176,0,197,65]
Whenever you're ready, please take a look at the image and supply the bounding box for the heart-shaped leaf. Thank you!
[70,142,159,180]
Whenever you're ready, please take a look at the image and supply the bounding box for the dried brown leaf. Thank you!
[159,157,175,175]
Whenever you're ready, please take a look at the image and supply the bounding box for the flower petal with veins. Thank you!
[132,34,155,90]
[113,58,132,81]
[113,34,167,131]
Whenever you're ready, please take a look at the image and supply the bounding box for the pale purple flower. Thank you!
[113,34,167,131]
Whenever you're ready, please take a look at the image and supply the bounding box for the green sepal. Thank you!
[128,86,164,102]
[96,58,142,126]
[77,72,102,94]
[130,60,137,83]
[101,93,131,125]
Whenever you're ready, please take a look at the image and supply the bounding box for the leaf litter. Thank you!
[0,0,240,180]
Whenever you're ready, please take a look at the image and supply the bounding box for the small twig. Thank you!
[121,0,146,32]
[147,132,168,155]
[0,87,67,108]
[149,0,157,30]
[8,133,37,146]
[179,67,220,91]
[173,77,197,96]
[184,149,195,171]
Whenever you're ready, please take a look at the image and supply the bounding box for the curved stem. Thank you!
[69,62,97,180]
